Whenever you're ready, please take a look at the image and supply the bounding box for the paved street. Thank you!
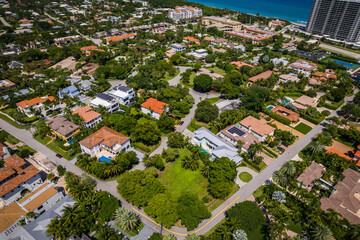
[0,17,10,27]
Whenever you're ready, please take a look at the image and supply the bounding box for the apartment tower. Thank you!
[306,0,360,42]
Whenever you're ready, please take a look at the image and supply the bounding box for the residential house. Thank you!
[271,106,300,122]
[293,95,318,110]
[80,45,104,56]
[187,49,208,59]
[191,127,243,164]
[219,124,259,152]
[297,162,325,189]
[79,126,131,157]
[230,61,254,69]
[0,80,16,90]
[211,38,228,46]
[0,143,11,160]
[7,61,23,69]
[10,195,75,240]
[281,42,297,51]
[72,106,102,128]
[90,93,119,113]
[196,68,223,79]
[0,155,42,205]
[309,70,336,85]
[141,98,169,120]
[248,70,273,86]
[57,85,80,99]
[268,19,285,30]
[320,169,360,224]
[171,43,186,52]
[106,33,136,45]
[238,116,275,141]
[271,57,289,66]
[279,73,300,83]
[289,59,317,77]
[202,16,242,32]
[46,116,80,141]
[16,96,56,117]
[108,86,136,106]
[0,182,64,239]
[183,36,200,45]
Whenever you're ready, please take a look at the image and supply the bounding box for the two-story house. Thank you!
[57,85,80,99]
[16,96,56,117]
[90,93,119,113]
[46,116,80,142]
[238,116,275,141]
[141,98,169,120]
[108,86,136,106]
[72,106,102,128]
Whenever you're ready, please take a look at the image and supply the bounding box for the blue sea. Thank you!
[194,0,314,24]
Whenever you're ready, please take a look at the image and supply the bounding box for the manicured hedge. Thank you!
[261,144,278,157]
[300,114,325,125]
[265,110,292,126]
[242,158,261,172]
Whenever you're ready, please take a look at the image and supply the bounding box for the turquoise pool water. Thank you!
[68,140,74,145]
[200,148,209,154]
[282,99,290,104]
[99,156,112,162]
[267,106,274,110]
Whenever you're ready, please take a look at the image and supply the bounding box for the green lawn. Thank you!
[17,145,36,154]
[34,135,52,145]
[207,97,220,104]
[294,122,312,134]
[5,135,20,144]
[158,149,209,199]
[239,172,253,182]
[162,69,180,81]
[47,141,73,160]
[206,67,226,76]
[0,112,25,129]
[182,71,196,87]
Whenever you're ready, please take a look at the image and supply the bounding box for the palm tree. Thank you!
[185,233,199,240]
[349,224,360,240]
[114,207,139,232]
[97,225,121,240]
[182,156,200,171]
[268,221,287,240]
[311,225,333,240]
[308,141,323,155]
[282,161,296,177]
[163,234,177,240]
[324,208,342,224]
[249,143,262,159]
[272,171,288,187]
[216,224,233,240]
[201,162,211,179]
[142,154,153,168]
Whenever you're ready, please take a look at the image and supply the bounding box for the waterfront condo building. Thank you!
[306,0,360,42]
[168,6,202,21]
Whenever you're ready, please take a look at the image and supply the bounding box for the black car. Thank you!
[56,154,63,158]
[179,121,184,126]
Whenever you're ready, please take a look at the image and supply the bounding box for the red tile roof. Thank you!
[79,126,130,149]
[231,61,254,69]
[326,148,353,160]
[16,96,55,109]
[106,33,136,43]
[141,98,169,114]
[249,70,273,82]
[73,106,101,123]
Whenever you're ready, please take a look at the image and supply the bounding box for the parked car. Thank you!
[56,154,63,158]
[179,121,184,126]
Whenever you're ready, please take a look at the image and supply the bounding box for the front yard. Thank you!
[294,122,312,134]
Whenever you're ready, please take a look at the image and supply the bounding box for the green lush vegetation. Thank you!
[239,172,253,182]
[294,122,312,134]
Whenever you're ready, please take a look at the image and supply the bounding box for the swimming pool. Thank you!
[267,106,274,110]
[331,59,354,68]
[99,156,112,163]
[68,140,74,145]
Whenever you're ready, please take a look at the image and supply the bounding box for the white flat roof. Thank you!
[90,97,113,108]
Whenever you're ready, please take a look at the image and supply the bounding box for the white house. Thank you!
[72,106,102,128]
[141,98,169,120]
[289,59,317,77]
[171,43,186,52]
[16,96,56,117]
[191,127,243,164]
[79,126,131,157]
[187,49,208,59]
[108,86,135,106]
[90,93,119,113]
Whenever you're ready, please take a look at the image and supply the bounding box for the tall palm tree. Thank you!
[185,233,199,240]
[114,207,139,232]
[272,171,288,187]
[324,208,342,224]
[163,234,177,240]
[216,224,233,240]
[268,221,287,240]
[349,224,360,240]
[311,225,333,240]
[282,161,296,177]
[97,225,121,240]
[249,143,262,159]
[308,141,323,155]
[182,156,200,171]
[142,154,153,168]
[201,162,211,179]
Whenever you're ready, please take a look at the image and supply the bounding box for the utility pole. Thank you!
[159,222,163,237]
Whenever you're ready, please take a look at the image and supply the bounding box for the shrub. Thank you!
[269,140,279,148]
[57,165,66,176]
[266,110,291,126]
[322,110,331,116]
[265,117,271,121]
[202,196,210,203]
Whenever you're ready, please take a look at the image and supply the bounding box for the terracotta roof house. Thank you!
[293,95,318,110]
[46,116,80,141]
[16,96,55,117]
[141,98,169,120]
[230,61,254,69]
[248,70,273,85]
[0,79,16,89]
[289,59,317,77]
[219,124,259,152]
[279,74,300,83]
[0,202,26,238]
[72,106,102,128]
[321,168,360,224]
[281,42,296,51]
[326,147,353,161]
[0,155,42,205]
[271,105,300,122]
[238,116,275,141]
[211,38,228,46]
[196,68,223,79]
[106,33,136,44]
[297,162,325,189]
[79,126,131,157]
[309,70,336,85]
[183,36,200,44]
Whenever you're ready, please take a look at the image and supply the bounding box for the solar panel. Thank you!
[228,126,245,137]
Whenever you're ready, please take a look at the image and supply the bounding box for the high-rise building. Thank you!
[306,0,360,42]
[168,6,202,21]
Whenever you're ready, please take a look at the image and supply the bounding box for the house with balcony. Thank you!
[16,96,56,117]
[108,86,135,106]
[289,59,317,77]
[79,126,131,157]
[46,116,80,141]
[191,127,243,164]
[238,116,275,141]
[90,93,119,113]
[72,106,102,128]
[141,98,169,120]
[57,85,80,99]
[219,124,259,153]
[171,43,186,52]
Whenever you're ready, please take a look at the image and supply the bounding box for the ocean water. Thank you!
[194,0,314,24]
